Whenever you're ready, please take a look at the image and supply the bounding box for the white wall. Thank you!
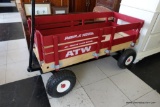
[119,5,159,51]
[121,0,160,12]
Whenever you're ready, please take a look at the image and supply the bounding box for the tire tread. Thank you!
[117,49,136,69]
[46,70,76,98]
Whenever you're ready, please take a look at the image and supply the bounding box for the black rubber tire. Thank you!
[117,49,136,69]
[46,70,76,98]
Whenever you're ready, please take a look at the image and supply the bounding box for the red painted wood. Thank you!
[113,12,144,24]
[113,36,134,45]
[59,44,97,59]
[41,28,100,47]
[35,31,43,61]
[35,12,113,25]
[43,36,134,63]
[27,12,144,64]
[123,30,137,36]
[40,22,111,36]
[103,27,112,35]
[43,44,98,63]
[53,36,59,66]
[96,29,103,54]
[43,54,54,63]
[27,19,31,34]
[101,41,110,49]
[44,38,98,54]
[35,21,80,30]
[115,23,140,32]
[108,27,116,50]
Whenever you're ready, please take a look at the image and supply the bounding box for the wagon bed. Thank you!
[27,12,144,73]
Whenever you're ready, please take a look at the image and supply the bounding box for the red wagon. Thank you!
[27,12,144,97]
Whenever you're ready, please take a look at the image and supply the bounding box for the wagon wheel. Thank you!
[117,49,136,69]
[46,69,76,98]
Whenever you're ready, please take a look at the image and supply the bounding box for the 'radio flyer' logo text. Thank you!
[64,32,94,40]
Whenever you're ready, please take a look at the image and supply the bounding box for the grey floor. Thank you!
[42,57,160,107]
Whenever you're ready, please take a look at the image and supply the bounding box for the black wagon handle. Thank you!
[28,0,36,72]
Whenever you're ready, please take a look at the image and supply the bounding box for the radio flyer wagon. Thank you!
[27,1,144,98]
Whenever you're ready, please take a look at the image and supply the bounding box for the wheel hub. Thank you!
[125,56,133,65]
[127,59,131,62]
[61,84,66,88]
[57,80,71,93]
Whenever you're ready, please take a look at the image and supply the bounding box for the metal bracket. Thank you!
[39,61,44,66]
[93,53,99,58]
[50,64,55,69]
[105,50,110,55]
[50,63,62,70]
[55,65,60,70]
[130,42,135,47]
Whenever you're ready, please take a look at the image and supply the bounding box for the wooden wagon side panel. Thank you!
[31,12,144,73]
[33,41,132,73]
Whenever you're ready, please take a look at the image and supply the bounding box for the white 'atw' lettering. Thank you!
[65,46,91,58]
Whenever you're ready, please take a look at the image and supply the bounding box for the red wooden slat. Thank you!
[103,27,112,35]
[31,12,144,64]
[59,44,97,59]
[123,30,137,36]
[27,19,31,34]
[115,23,140,32]
[44,38,98,53]
[113,12,144,24]
[44,54,54,63]
[53,36,59,66]
[35,31,43,61]
[113,36,134,45]
[41,29,100,47]
[43,44,98,63]
[96,29,103,53]
[35,12,113,25]
[101,41,110,49]
[36,21,80,30]
[108,27,116,50]
[40,22,110,36]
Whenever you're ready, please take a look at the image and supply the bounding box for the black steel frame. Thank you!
[27,0,41,72]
